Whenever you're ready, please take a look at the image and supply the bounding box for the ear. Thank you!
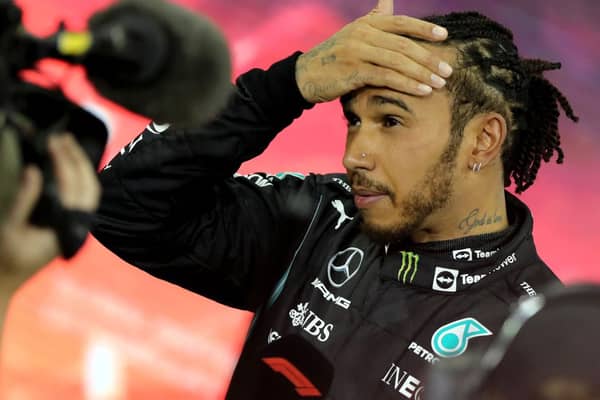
[466,112,508,169]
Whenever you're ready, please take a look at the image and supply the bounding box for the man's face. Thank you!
[342,78,462,243]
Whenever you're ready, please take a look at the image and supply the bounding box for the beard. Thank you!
[357,134,462,245]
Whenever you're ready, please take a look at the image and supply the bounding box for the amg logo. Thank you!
[381,363,425,399]
[311,278,351,309]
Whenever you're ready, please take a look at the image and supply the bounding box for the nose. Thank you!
[342,129,376,172]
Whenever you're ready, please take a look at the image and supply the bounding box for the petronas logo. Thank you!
[397,251,419,284]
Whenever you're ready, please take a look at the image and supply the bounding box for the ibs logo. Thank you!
[289,302,334,342]
[432,267,459,292]
[431,318,492,358]
[397,251,419,284]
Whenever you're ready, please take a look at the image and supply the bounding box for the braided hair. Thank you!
[424,12,579,193]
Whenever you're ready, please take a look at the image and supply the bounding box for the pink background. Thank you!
[2,0,599,398]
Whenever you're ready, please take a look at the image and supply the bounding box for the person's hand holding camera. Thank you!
[0,133,100,297]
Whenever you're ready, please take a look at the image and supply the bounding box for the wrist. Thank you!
[238,51,314,123]
[295,52,312,103]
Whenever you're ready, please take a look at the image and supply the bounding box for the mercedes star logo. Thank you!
[327,247,364,288]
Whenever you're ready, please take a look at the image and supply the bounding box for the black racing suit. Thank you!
[92,52,560,399]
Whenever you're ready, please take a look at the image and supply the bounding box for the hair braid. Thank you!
[423,12,579,193]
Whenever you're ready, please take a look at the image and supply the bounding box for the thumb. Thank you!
[368,0,394,16]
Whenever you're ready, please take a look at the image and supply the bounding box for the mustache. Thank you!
[349,171,394,198]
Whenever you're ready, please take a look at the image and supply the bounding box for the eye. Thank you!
[343,112,361,128]
[382,115,404,128]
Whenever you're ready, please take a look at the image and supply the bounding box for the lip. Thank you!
[352,186,387,208]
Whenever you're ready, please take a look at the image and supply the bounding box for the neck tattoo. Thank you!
[458,208,503,235]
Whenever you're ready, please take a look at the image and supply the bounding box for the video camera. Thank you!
[0,0,107,258]
[0,0,231,257]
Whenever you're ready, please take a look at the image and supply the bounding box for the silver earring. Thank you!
[472,162,482,173]
[361,152,367,158]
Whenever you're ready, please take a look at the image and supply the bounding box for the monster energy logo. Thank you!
[397,251,419,284]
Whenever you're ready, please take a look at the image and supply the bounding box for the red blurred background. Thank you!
[2,0,599,398]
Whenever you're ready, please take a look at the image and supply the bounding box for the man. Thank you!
[92,1,578,398]
[0,132,100,337]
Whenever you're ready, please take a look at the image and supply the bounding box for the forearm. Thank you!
[92,53,316,305]
[94,52,313,231]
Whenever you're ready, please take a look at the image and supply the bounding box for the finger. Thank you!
[368,0,393,16]
[362,30,453,77]
[58,133,100,210]
[7,165,43,226]
[355,64,434,96]
[49,134,100,211]
[360,45,447,89]
[62,134,101,211]
[367,15,448,42]
[48,134,82,210]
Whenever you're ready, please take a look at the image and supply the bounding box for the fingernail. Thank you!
[439,61,453,77]
[432,26,448,39]
[417,84,433,95]
[431,74,446,88]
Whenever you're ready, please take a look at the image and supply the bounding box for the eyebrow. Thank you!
[368,95,414,115]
